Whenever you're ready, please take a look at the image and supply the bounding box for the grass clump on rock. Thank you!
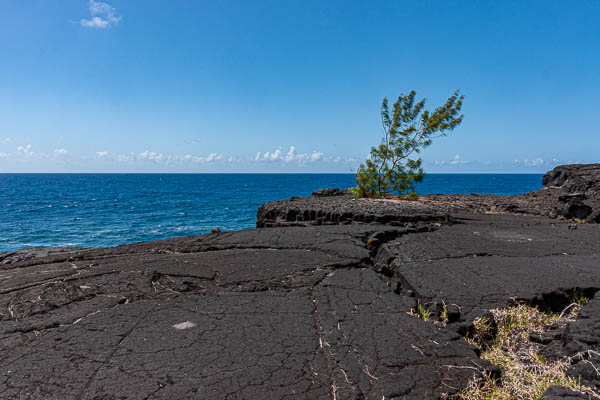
[457,303,599,400]
[407,300,433,323]
[414,300,431,322]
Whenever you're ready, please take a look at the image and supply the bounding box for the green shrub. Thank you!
[352,90,464,197]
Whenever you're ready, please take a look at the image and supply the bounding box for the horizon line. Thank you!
[0,171,545,175]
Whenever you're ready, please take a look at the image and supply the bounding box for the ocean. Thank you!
[0,173,543,252]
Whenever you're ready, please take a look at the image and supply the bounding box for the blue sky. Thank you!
[1,1,598,173]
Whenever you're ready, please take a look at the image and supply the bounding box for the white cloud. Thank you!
[116,153,134,163]
[79,0,121,28]
[269,149,282,161]
[138,150,164,162]
[41,146,350,170]
[204,153,223,162]
[513,157,552,167]
[80,17,109,28]
[1,137,11,144]
[16,144,33,158]
[433,154,477,168]
[255,146,326,164]
[531,157,544,166]
[180,153,224,163]
[88,0,118,20]
[285,146,296,162]
[426,156,570,172]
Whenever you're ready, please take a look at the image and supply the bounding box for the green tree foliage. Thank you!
[352,90,464,198]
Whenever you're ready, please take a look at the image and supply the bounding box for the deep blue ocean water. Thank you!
[0,173,543,252]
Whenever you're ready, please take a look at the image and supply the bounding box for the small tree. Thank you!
[352,90,464,198]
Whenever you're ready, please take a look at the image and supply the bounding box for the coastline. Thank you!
[0,173,543,253]
[0,164,599,398]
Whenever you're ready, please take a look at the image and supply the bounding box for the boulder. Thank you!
[530,164,600,222]
[542,163,600,192]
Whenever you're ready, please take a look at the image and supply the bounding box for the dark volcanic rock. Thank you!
[311,188,344,197]
[2,212,599,398]
[540,386,592,399]
[0,224,502,399]
[0,247,85,265]
[3,163,600,398]
[257,164,600,226]
[381,213,600,328]
[535,292,600,390]
[519,164,600,222]
[256,194,456,228]
[542,164,600,192]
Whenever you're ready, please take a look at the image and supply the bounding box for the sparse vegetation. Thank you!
[457,302,599,400]
[409,300,431,322]
[351,90,464,198]
[439,302,449,326]
[572,288,590,306]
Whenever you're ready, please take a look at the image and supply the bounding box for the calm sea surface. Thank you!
[0,173,543,252]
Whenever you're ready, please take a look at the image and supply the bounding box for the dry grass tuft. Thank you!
[457,302,600,400]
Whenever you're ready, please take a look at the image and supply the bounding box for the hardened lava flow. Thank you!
[1,164,599,399]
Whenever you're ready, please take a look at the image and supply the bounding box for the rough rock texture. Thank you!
[533,292,600,391]
[2,164,600,398]
[311,188,345,197]
[506,164,600,223]
[540,386,592,399]
[0,224,503,399]
[256,194,456,228]
[542,164,600,193]
[2,213,599,398]
[0,247,85,266]
[380,213,600,330]
[563,293,600,389]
